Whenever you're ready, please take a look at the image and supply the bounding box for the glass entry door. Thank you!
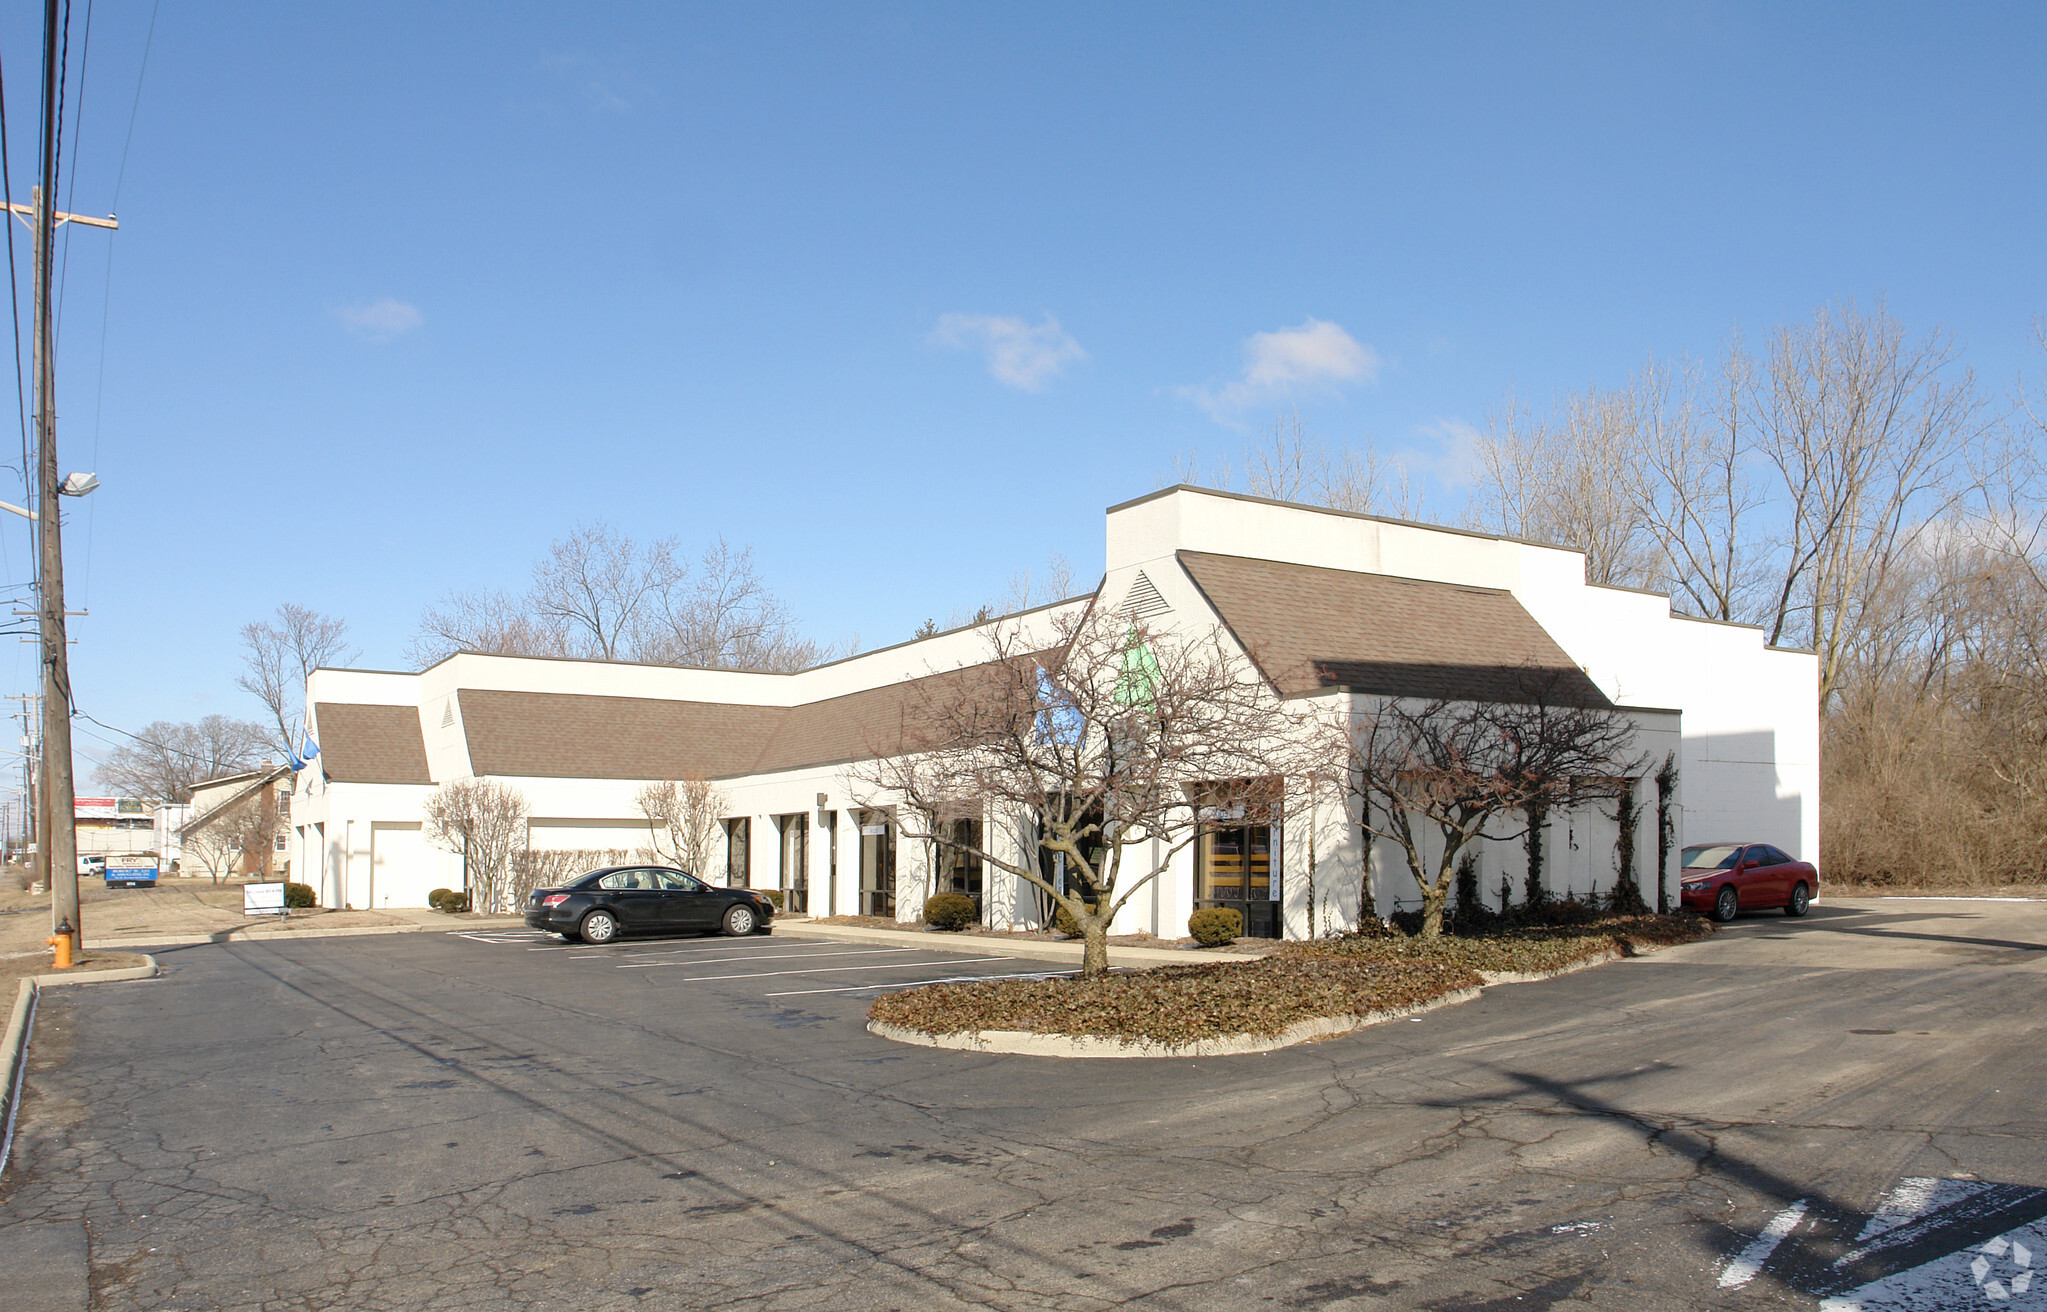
[776,814,809,913]
[935,816,983,917]
[1196,809,1279,939]
[859,809,895,917]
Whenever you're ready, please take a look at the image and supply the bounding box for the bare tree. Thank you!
[1746,300,1986,705]
[511,848,632,905]
[92,715,268,802]
[994,553,1078,616]
[180,791,281,885]
[239,605,359,759]
[1242,408,1419,518]
[423,779,531,914]
[639,537,834,671]
[1620,353,1770,621]
[180,822,239,885]
[1166,408,1420,520]
[407,588,568,666]
[1468,389,1659,588]
[1329,672,1642,937]
[853,608,1309,976]
[407,523,831,673]
[636,775,729,876]
[532,523,686,661]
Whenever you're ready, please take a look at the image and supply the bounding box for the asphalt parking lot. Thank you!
[2,898,2044,1311]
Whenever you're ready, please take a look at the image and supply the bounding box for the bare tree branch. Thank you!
[238,605,359,759]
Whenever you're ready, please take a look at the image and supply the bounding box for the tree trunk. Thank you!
[1419,882,1447,937]
[1080,918,1111,977]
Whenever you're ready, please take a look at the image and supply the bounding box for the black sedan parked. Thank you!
[524,865,775,944]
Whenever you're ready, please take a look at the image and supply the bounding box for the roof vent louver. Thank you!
[1123,570,1172,619]
[441,700,455,729]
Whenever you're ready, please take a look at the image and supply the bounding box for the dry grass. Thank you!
[1825,692,2047,889]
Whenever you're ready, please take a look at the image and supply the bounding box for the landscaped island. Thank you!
[868,913,1716,1057]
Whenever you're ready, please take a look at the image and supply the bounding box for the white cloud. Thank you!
[1181,318,1380,421]
[1411,417,1484,490]
[932,312,1086,391]
[335,298,423,342]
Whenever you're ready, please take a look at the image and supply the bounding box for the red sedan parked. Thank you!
[1680,842,1819,922]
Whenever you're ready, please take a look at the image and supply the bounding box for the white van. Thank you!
[77,854,106,877]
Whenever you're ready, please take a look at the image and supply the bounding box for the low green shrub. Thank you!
[923,892,977,930]
[1188,906,1243,947]
[427,887,470,914]
[760,889,786,910]
[283,881,317,909]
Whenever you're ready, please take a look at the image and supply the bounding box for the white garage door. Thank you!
[370,822,433,909]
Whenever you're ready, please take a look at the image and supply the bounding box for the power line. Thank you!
[54,0,89,346]
[109,0,152,212]
[0,28,31,538]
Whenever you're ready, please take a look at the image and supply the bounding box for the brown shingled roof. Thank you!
[458,690,784,780]
[753,659,1029,774]
[448,658,1039,782]
[314,703,434,784]
[1176,550,1610,707]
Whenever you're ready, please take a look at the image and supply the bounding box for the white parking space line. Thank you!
[618,948,923,969]
[766,968,1075,997]
[1718,1200,1809,1289]
[671,956,1013,984]
[550,938,791,955]
[605,939,871,960]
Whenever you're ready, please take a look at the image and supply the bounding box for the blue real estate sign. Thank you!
[104,857,158,889]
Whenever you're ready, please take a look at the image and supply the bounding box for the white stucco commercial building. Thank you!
[291,487,1818,938]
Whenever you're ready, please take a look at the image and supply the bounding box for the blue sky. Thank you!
[0,2,2042,778]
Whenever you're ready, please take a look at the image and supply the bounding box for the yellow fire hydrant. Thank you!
[48,918,74,970]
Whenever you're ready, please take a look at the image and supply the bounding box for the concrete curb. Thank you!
[95,923,452,950]
[2,977,34,1151]
[868,986,1485,1058]
[773,920,1262,967]
[36,954,161,987]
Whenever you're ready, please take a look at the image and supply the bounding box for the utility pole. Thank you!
[21,0,118,953]
[8,694,36,874]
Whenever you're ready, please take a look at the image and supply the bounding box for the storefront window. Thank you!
[724,817,750,888]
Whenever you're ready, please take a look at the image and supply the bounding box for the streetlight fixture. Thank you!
[0,471,97,521]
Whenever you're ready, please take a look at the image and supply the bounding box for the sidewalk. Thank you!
[94,907,528,950]
[46,882,525,950]
[772,918,1261,967]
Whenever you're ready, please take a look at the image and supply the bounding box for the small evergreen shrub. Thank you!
[284,881,317,909]
[428,888,470,913]
[761,889,787,910]
[923,892,977,930]
[1188,906,1243,947]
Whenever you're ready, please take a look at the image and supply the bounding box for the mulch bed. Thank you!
[868,913,1715,1045]
[868,955,1481,1046]
[1281,914,1716,975]
[807,913,1181,947]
